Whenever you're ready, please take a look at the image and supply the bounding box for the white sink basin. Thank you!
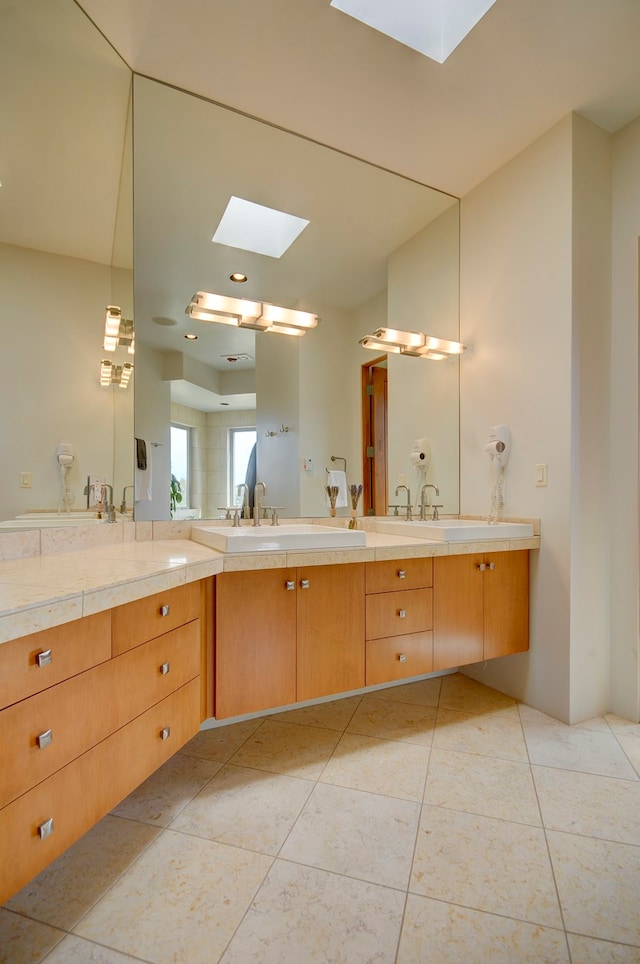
[375,519,534,542]
[191,523,367,552]
[0,513,104,529]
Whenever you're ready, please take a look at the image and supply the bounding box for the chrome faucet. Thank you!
[101,483,116,523]
[420,483,440,520]
[236,483,250,521]
[120,484,134,515]
[253,481,267,526]
[395,484,412,521]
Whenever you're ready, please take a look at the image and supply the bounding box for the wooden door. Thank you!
[433,554,484,670]
[483,551,529,659]
[362,358,388,516]
[215,569,296,718]
[297,563,365,701]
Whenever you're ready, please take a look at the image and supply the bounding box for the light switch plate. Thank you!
[535,464,548,487]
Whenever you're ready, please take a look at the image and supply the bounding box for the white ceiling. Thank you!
[76,0,640,198]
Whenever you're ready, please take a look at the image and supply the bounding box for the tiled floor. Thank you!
[3,673,640,962]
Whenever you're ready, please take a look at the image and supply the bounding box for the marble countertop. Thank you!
[0,523,540,645]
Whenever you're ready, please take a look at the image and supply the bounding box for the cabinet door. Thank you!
[215,569,296,719]
[297,563,365,701]
[433,554,484,670]
[483,550,529,658]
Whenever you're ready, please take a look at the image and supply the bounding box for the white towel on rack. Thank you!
[135,443,152,502]
[326,470,348,508]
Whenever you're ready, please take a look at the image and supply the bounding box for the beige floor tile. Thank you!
[547,830,640,946]
[5,816,160,931]
[566,934,640,962]
[440,673,518,713]
[179,718,263,763]
[521,704,611,732]
[320,731,430,801]
[523,722,639,779]
[229,719,341,778]
[170,764,313,855]
[112,752,222,826]
[397,894,569,963]
[346,694,437,745]
[221,859,405,963]
[606,717,640,777]
[270,694,362,731]
[74,830,272,964]
[425,747,542,825]
[534,766,640,844]
[45,934,142,962]
[616,737,640,778]
[280,782,420,890]
[433,706,528,762]
[0,909,65,964]
[411,806,562,928]
[369,676,442,707]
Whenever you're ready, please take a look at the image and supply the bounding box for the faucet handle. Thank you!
[431,504,444,520]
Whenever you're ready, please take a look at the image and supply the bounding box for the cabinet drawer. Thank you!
[366,631,433,686]
[0,612,111,712]
[0,677,200,906]
[366,588,432,640]
[0,621,200,809]
[112,581,200,655]
[365,558,432,594]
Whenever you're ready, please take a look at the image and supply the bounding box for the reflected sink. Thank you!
[375,519,534,542]
[190,523,367,552]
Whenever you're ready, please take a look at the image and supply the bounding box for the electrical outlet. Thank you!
[20,471,32,488]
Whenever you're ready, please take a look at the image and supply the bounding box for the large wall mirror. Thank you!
[134,76,461,522]
[0,0,133,526]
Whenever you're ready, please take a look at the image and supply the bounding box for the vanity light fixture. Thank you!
[186,291,318,336]
[100,359,134,388]
[359,327,465,360]
[103,306,135,354]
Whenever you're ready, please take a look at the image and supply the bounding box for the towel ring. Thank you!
[326,455,347,473]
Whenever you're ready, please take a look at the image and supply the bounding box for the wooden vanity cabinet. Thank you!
[214,563,365,718]
[364,558,433,685]
[433,550,529,670]
[0,582,204,905]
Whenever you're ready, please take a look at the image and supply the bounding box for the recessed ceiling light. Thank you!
[330,0,497,63]
[184,333,198,340]
[152,316,178,327]
[220,402,230,406]
[212,196,310,259]
[230,272,248,283]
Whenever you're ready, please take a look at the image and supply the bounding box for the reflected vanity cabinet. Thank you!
[364,558,434,685]
[433,550,529,670]
[0,581,204,905]
[214,563,365,719]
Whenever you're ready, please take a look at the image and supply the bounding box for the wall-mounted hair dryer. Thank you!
[484,426,510,470]
[410,438,431,471]
[55,442,75,468]
[55,443,75,512]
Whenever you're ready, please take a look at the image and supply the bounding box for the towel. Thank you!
[135,437,147,470]
[135,443,152,502]
[326,470,348,508]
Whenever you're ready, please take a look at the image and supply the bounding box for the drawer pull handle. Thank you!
[285,581,295,591]
[398,609,407,619]
[300,579,310,590]
[398,654,407,662]
[38,817,54,840]
[488,562,496,571]
[37,728,53,749]
[161,726,171,741]
[477,563,486,572]
[398,569,406,579]
[160,604,171,617]
[36,649,53,668]
[160,662,171,675]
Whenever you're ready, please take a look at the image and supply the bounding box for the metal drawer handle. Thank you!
[488,562,496,570]
[477,563,486,571]
[398,654,407,662]
[37,728,53,750]
[398,609,407,619]
[285,581,295,591]
[36,649,53,668]
[300,579,310,590]
[160,662,171,675]
[397,569,406,579]
[38,817,54,840]
[160,726,171,741]
[160,604,170,617]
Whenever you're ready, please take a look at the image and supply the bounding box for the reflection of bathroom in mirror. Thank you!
[133,76,461,522]
[0,0,133,525]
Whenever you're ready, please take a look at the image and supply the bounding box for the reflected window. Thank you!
[170,424,190,506]
[229,427,257,504]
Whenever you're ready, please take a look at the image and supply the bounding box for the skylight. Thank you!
[330,0,497,64]
[212,196,310,259]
